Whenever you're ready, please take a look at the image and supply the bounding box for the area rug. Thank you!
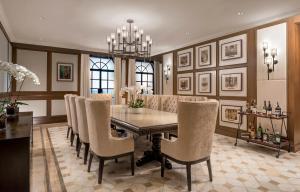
[47,126,300,192]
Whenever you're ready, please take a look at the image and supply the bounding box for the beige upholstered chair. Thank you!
[145,95,160,110]
[161,100,219,191]
[69,95,80,151]
[85,98,134,184]
[90,93,112,101]
[160,95,178,113]
[75,96,90,164]
[64,94,72,139]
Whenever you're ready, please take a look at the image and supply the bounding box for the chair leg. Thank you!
[115,158,118,163]
[75,134,80,151]
[77,141,82,157]
[87,152,94,172]
[98,158,104,184]
[186,164,192,191]
[67,127,71,138]
[131,153,135,176]
[84,143,90,164]
[70,130,74,146]
[207,158,213,182]
[161,155,165,177]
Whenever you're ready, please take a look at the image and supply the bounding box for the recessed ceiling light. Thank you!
[185,32,191,36]
[39,16,45,20]
[237,12,244,16]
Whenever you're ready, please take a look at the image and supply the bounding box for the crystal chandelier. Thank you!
[106,19,152,58]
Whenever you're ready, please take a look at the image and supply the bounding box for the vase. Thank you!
[0,117,6,129]
[129,108,144,114]
[6,107,19,116]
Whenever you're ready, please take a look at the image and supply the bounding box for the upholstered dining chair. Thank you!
[145,95,160,110]
[85,98,135,184]
[90,93,112,101]
[64,94,72,139]
[161,100,219,191]
[75,96,90,164]
[160,95,178,113]
[69,95,80,152]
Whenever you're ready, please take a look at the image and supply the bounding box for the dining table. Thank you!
[111,105,178,169]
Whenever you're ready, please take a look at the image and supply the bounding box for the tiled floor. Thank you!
[32,124,300,192]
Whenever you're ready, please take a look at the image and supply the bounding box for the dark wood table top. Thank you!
[111,105,178,135]
[0,112,33,141]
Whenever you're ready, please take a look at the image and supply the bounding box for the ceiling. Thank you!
[1,0,300,55]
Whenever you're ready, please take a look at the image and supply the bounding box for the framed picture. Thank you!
[221,73,243,91]
[178,77,191,91]
[219,34,247,66]
[198,73,211,93]
[57,63,73,81]
[221,105,242,124]
[221,40,242,61]
[177,73,193,95]
[198,45,211,66]
[219,100,247,129]
[177,48,193,71]
[219,67,247,97]
[196,71,216,96]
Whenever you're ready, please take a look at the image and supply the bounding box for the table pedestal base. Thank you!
[136,133,172,169]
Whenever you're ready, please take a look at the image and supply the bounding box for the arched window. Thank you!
[90,57,114,95]
[136,61,154,90]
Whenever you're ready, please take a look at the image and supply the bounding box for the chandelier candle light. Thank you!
[107,19,152,59]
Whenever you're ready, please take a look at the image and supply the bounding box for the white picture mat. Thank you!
[219,67,247,97]
[177,48,193,71]
[177,73,193,95]
[196,42,216,69]
[219,34,247,66]
[195,70,216,96]
[219,100,247,130]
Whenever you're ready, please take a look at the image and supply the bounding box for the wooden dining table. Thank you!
[111,105,178,169]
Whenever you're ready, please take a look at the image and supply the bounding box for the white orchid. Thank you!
[0,61,40,85]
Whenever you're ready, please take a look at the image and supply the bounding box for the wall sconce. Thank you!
[164,64,171,81]
[262,42,278,80]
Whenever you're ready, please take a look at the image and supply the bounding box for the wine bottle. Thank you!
[263,100,267,114]
[256,123,262,139]
[267,101,272,116]
[251,99,257,114]
[275,102,281,117]
[263,128,269,142]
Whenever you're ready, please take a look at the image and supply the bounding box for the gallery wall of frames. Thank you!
[158,15,300,152]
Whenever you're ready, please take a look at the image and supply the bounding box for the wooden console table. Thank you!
[0,112,33,192]
[234,111,290,158]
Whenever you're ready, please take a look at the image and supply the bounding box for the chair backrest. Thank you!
[177,100,219,160]
[69,95,79,134]
[64,94,72,127]
[145,95,160,110]
[90,94,112,101]
[160,95,178,113]
[75,96,89,143]
[85,98,111,156]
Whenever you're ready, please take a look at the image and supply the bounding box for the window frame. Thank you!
[135,60,154,92]
[89,56,114,95]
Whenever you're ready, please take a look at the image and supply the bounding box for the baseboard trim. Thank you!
[34,115,67,125]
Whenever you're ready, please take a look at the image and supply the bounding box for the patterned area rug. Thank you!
[47,126,300,192]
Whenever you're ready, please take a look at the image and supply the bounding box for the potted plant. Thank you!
[0,97,28,116]
[128,98,145,113]
[0,103,6,129]
[0,61,40,117]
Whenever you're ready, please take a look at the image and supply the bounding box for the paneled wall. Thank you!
[10,43,81,123]
[0,22,10,92]
[155,15,300,152]
[162,53,173,95]
[257,23,287,136]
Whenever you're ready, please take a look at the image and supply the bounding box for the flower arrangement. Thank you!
[0,101,6,129]
[120,85,153,108]
[0,60,40,115]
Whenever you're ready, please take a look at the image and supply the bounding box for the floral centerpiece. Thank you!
[120,85,153,113]
[0,61,40,116]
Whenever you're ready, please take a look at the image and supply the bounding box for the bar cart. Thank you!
[234,111,290,158]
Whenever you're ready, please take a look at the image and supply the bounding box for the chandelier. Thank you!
[106,19,152,58]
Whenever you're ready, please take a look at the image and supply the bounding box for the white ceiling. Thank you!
[1,0,300,55]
